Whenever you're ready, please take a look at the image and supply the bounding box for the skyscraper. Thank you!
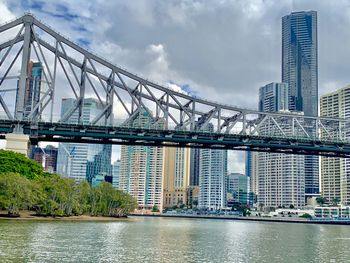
[199,124,228,210]
[163,147,190,208]
[112,160,121,189]
[257,82,305,208]
[245,150,258,194]
[15,61,43,119]
[190,148,200,186]
[56,98,112,183]
[226,173,250,205]
[259,82,289,113]
[30,145,58,173]
[282,11,319,195]
[119,110,165,210]
[320,85,350,205]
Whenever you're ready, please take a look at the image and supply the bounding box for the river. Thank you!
[0,216,349,263]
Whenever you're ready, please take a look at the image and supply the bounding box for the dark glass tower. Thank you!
[190,148,200,186]
[282,11,319,195]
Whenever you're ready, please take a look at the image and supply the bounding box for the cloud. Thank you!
[0,0,15,24]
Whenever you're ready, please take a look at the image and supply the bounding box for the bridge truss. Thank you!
[0,14,349,157]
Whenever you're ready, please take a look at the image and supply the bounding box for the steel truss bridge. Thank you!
[0,14,349,157]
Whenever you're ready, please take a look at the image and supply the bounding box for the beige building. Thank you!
[119,111,165,211]
[320,85,350,205]
[162,147,190,208]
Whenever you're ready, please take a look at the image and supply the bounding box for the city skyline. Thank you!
[1,1,350,173]
[1,2,350,262]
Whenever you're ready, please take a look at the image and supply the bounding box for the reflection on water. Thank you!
[0,217,350,263]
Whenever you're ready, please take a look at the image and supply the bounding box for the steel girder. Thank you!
[0,13,349,149]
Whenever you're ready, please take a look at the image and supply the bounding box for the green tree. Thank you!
[300,213,312,219]
[0,173,33,215]
[151,205,159,212]
[33,174,80,216]
[316,197,327,206]
[74,180,91,215]
[0,150,137,218]
[0,150,46,179]
[89,182,137,216]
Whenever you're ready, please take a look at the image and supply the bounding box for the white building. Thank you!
[257,83,305,208]
[199,123,228,210]
[320,84,350,205]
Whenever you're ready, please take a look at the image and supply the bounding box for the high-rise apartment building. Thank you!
[320,85,350,205]
[282,11,319,195]
[199,124,228,210]
[56,98,112,183]
[257,82,305,208]
[119,110,165,210]
[163,147,190,208]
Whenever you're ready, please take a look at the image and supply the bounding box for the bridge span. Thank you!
[0,14,349,157]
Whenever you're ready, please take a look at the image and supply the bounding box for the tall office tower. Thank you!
[30,145,58,173]
[245,151,258,194]
[112,160,121,189]
[86,144,113,185]
[190,148,200,186]
[119,110,165,210]
[320,85,350,205]
[199,124,228,210]
[282,11,319,195]
[56,98,112,183]
[226,173,250,205]
[15,61,43,119]
[257,82,305,208]
[163,147,191,208]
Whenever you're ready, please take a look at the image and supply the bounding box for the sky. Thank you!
[1,0,350,173]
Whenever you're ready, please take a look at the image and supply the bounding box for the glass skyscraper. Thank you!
[56,98,112,183]
[112,160,121,189]
[282,11,319,195]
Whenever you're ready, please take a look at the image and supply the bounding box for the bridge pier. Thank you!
[5,133,30,156]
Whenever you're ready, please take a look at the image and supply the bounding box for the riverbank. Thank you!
[130,213,350,225]
[0,211,130,221]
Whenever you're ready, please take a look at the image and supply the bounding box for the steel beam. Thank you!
[15,18,32,120]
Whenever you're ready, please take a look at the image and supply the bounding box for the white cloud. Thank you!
[0,1,15,24]
[167,82,188,95]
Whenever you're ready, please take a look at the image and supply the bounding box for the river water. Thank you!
[0,216,349,263]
